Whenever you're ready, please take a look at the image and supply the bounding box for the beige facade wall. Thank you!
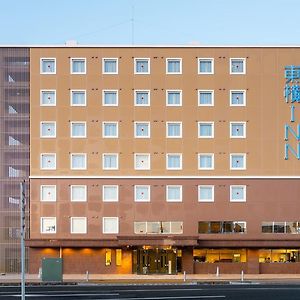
[30,47,299,177]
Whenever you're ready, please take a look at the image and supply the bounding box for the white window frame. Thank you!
[40,58,56,74]
[134,153,151,170]
[166,90,182,106]
[102,121,118,138]
[198,90,214,107]
[166,153,182,170]
[198,185,214,202]
[230,90,246,107]
[198,153,214,170]
[102,153,119,170]
[40,217,56,234]
[70,57,86,74]
[40,153,56,170]
[166,58,182,74]
[102,217,119,234]
[40,185,56,202]
[134,58,150,74]
[198,121,214,138]
[70,121,87,138]
[166,185,182,202]
[70,185,87,202]
[102,89,119,106]
[102,185,119,202]
[102,58,119,74]
[166,122,182,138]
[230,153,247,170]
[70,89,86,106]
[70,153,87,170]
[70,217,87,234]
[40,121,56,138]
[134,121,150,138]
[230,185,247,202]
[230,121,246,138]
[134,90,150,106]
[40,90,56,106]
[134,185,151,202]
[198,58,214,74]
[230,58,246,75]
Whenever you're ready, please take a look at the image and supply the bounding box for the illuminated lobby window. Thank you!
[259,249,300,263]
[193,249,247,263]
[116,249,122,266]
[105,249,112,266]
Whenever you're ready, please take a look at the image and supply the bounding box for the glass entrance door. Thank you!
[137,248,177,274]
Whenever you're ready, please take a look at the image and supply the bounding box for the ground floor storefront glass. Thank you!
[132,247,181,274]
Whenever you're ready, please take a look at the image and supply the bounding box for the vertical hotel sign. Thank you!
[284,66,300,159]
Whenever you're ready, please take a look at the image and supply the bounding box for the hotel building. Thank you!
[0,45,298,275]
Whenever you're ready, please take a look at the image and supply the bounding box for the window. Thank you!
[71,90,86,106]
[198,221,246,234]
[40,154,56,170]
[40,122,56,138]
[103,217,119,234]
[166,185,182,202]
[103,58,118,74]
[134,58,150,74]
[71,122,86,138]
[198,90,214,106]
[135,185,150,202]
[166,153,182,170]
[103,185,118,202]
[166,122,182,138]
[103,122,118,138]
[198,58,214,74]
[230,185,246,202]
[230,154,246,170]
[134,90,150,106]
[262,222,300,234]
[70,153,87,170]
[134,154,150,170]
[70,185,87,202]
[41,217,56,233]
[116,249,122,266]
[198,154,214,170]
[198,122,214,138]
[70,217,87,234]
[230,90,246,106]
[102,90,118,106]
[166,90,182,106]
[230,58,246,74]
[135,122,150,138]
[40,90,56,106]
[198,185,214,202]
[230,122,246,138]
[166,58,182,74]
[40,58,56,74]
[134,221,183,234]
[40,185,56,202]
[102,153,118,170]
[71,58,86,74]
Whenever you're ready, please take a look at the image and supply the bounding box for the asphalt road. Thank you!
[0,283,300,300]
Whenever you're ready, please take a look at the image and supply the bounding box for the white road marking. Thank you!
[11,293,119,297]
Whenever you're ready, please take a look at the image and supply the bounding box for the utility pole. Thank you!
[20,180,26,300]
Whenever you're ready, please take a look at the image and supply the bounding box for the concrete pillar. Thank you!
[182,247,194,274]
[247,249,259,274]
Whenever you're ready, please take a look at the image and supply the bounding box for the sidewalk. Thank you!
[2,273,300,284]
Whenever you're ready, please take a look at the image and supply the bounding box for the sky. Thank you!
[0,0,299,45]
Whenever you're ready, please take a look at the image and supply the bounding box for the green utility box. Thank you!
[41,258,63,282]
